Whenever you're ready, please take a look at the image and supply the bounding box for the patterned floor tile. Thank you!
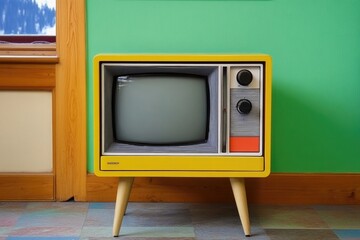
[120,227,195,238]
[0,213,21,228]
[333,229,360,239]
[15,203,88,228]
[190,204,246,239]
[81,238,195,240]
[127,203,192,212]
[6,237,80,240]
[84,209,114,227]
[265,229,340,240]
[9,227,81,237]
[80,227,112,238]
[0,203,28,210]
[81,226,195,238]
[15,211,86,228]
[189,203,239,226]
[315,206,360,229]
[1,202,360,240]
[0,227,11,237]
[88,203,114,209]
[252,205,329,229]
[0,203,26,228]
[247,228,271,240]
[26,202,89,211]
[123,208,193,227]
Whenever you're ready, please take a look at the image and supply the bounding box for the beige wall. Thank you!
[0,91,52,172]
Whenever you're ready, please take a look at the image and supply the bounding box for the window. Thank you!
[0,0,56,43]
[0,0,56,57]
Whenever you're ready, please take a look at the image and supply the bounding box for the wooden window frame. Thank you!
[0,36,56,59]
[0,0,87,201]
[0,35,57,61]
[0,36,56,43]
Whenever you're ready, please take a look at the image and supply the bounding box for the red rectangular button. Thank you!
[230,136,260,152]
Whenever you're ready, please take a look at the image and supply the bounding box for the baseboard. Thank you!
[245,173,360,204]
[0,174,54,201]
[85,173,360,205]
[1,173,358,203]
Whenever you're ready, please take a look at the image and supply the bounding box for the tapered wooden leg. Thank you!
[230,178,251,237]
[113,177,134,237]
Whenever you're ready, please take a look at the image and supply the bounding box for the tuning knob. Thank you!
[236,99,252,114]
[236,69,253,86]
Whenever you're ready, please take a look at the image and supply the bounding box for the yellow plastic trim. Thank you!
[100,156,263,171]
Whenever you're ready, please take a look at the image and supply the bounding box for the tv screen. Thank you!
[113,74,209,146]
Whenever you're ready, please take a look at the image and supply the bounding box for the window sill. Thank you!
[0,43,58,63]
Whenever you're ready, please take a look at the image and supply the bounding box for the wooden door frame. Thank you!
[55,0,87,201]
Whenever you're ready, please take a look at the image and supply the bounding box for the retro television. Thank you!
[94,54,272,177]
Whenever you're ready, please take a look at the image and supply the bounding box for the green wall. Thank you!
[86,0,360,173]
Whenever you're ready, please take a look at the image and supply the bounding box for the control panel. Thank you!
[229,65,262,154]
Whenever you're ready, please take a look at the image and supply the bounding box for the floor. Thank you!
[0,202,359,240]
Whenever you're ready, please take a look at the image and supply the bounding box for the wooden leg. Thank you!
[230,178,251,237]
[113,177,134,237]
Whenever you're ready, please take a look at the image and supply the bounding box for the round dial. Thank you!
[236,99,252,114]
[236,69,253,86]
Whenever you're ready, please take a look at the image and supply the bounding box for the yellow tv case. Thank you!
[93,54,272,178]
